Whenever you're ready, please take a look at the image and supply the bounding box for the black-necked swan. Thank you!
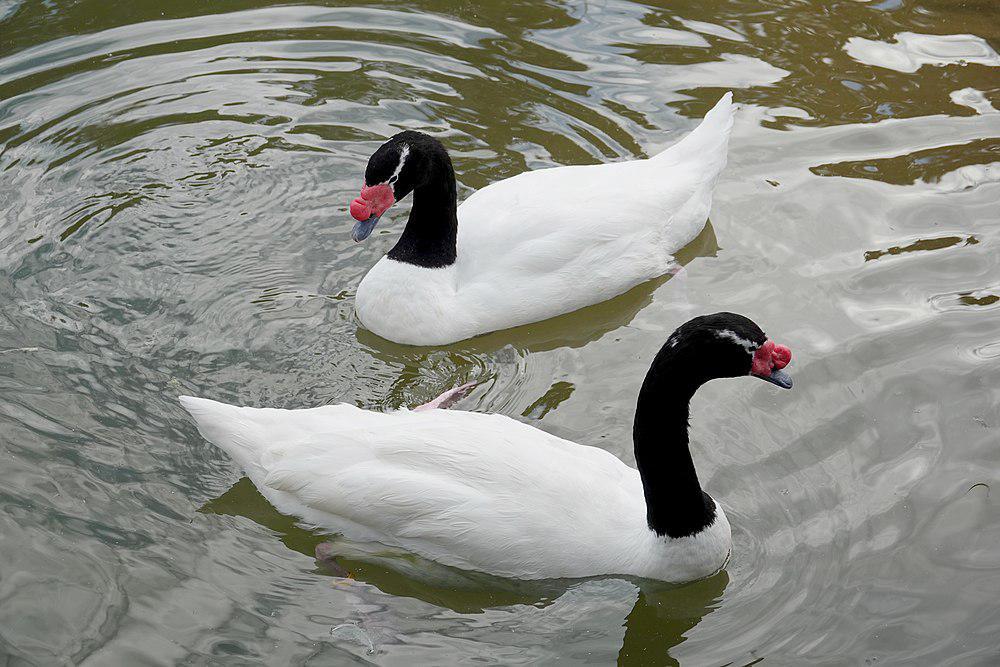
[180,312,792,583]
[347,93,736,345]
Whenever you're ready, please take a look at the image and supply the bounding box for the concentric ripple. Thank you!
[1,1,998,664]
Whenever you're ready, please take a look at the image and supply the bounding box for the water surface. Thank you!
[1,0,998,664]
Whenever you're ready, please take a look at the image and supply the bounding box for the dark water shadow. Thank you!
[619,573,729,666]
[202,477,728,660]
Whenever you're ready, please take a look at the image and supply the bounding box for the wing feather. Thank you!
[257,409,641,575]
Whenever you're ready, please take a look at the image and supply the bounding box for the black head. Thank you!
[349,131,451,242]
[658,312,792,389]
[364,131,436,201]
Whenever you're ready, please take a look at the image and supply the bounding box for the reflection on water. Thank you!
[863,235,978,262]
[811,138,1000,187]
[1,0,999,663]
[845,31,1000,73]
[205,477,728,664]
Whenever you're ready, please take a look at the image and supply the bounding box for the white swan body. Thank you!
[355,93,736,345]
[180,397,731,582]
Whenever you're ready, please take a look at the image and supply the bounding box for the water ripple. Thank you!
[1,0,999,664]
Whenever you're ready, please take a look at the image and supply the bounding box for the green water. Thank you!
[1,1,998,664]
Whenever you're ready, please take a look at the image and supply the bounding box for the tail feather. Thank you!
[179,396,269,475]
[655,92,735,172]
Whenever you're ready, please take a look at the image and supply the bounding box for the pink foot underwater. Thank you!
[315,542,353,577]
[413,382,477,411]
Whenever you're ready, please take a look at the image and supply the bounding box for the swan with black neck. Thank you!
[179,312,791,583]
[347,93,736,345]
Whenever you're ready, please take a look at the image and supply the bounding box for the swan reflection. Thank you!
[203,478,728,663]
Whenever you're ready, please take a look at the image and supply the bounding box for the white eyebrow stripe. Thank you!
[381,144,409,185]
[715,329,759,353]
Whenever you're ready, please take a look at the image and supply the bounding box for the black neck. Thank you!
[633,346,716,538]
[386,152,458,268]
